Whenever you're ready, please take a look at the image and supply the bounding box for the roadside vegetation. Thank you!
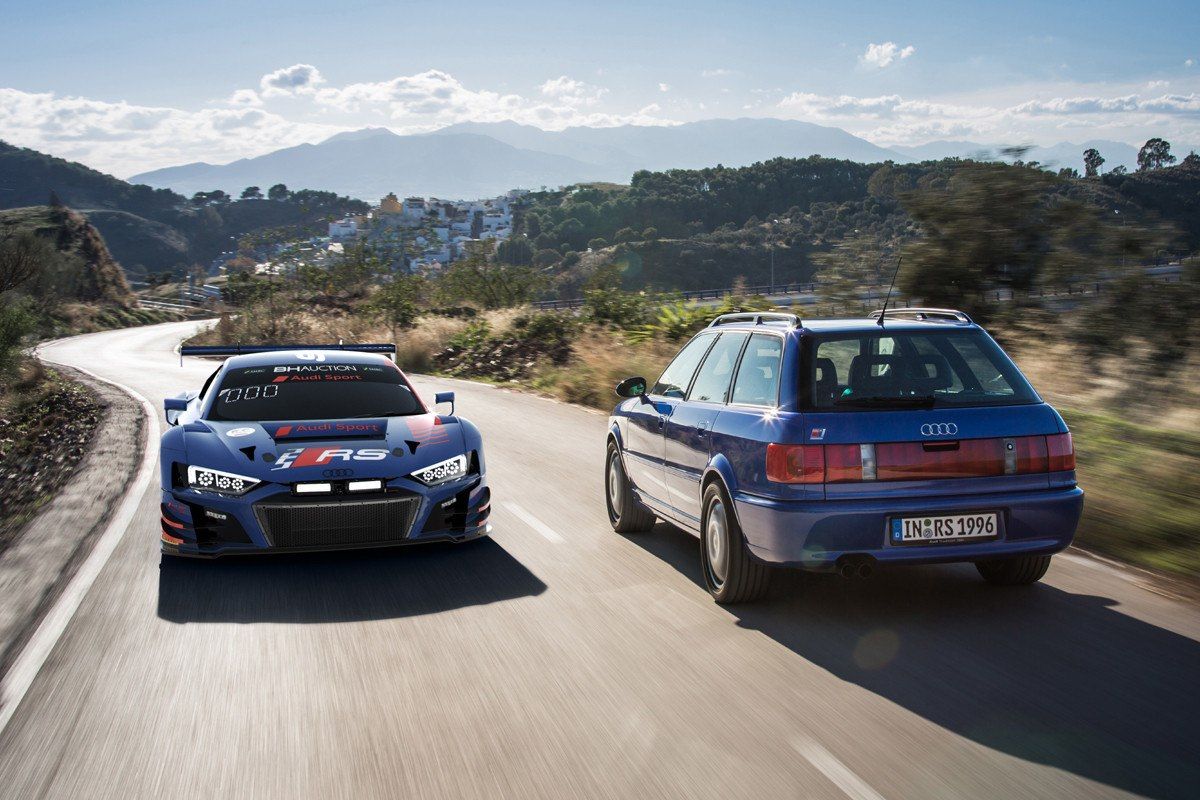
[0,362,103,553]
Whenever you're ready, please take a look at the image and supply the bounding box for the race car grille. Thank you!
[254,496,420,549]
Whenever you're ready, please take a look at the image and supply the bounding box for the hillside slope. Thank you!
[0,205,133,305]
[2,140,368,279]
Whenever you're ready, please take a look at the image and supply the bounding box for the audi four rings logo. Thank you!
[322,468,355,478]
[921,423,959,436]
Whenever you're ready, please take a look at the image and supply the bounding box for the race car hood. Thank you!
[181,414,467,482]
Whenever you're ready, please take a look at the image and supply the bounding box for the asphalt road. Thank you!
[3,320,1198,799]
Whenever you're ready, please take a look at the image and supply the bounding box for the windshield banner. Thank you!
[264,420,387,440]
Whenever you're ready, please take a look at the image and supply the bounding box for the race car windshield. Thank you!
[207,363,423,422]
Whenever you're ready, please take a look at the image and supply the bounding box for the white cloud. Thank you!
[1146,80,1169,90]
[658,83,671,92]
[260,63,325,96]
[538,75,606,106]
[227,88,262,107]
[0,67,675,176]
[0,87,340,176]
[860,42,915,69]
[700,68,734,78]
[774,86,1200,147]
[1012,93,1200,115]
[1186,59,1195,67]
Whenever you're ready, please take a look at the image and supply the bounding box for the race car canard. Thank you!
[158,344,489,557]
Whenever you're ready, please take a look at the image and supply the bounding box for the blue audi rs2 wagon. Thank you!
[605,309,1083,603]
[159,343,489,558]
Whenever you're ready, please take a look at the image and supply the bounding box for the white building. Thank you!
[328,218,358,239]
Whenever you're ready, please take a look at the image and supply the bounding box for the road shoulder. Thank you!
[0,365,146,677]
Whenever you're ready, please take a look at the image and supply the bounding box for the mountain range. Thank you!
[131,119,1195,201]
[130,119,909,201]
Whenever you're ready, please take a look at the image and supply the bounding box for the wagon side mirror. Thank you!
[164,395,188,426]
[615,376,648,399]
[434,391,455,415]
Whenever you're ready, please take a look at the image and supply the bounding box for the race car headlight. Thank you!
[410,454,468,486]
[186,465,260,496]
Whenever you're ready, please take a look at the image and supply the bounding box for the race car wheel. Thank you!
[606,443,655,533]
[701,481,771,604]
[976,554,1052,586]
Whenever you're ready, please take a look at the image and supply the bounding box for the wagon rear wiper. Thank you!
[833,394,937,409]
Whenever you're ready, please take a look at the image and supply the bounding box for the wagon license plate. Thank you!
[891,512,999,544]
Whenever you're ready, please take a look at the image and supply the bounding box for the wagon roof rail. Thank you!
[867,308,973,324]
[708,312,801,328]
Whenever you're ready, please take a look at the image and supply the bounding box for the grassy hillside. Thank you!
[0,140,369,280]
[516,156,1200,297]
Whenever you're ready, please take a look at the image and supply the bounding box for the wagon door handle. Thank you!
[697,419,711,431]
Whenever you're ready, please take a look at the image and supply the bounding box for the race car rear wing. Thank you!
[180,343,397,363]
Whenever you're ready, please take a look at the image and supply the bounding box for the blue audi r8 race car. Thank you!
[605,309,1083,603]
[159,343,489,557]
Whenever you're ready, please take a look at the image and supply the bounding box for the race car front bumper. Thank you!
[160,474,490,558]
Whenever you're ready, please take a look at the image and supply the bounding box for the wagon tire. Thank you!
[976,554,1052,586]
[701,481,772,604]
[606,443,656,533]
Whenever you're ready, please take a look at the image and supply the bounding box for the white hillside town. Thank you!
[206,189,529,281]
[328,189,527,274]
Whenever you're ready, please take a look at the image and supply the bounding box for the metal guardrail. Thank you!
[532,281,819,310]
[532,270,1184,311]
[138,298,193,311]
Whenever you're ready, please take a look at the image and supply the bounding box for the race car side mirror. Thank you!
[164,395,188,426]
[615,376,648,399]
[434,391,455,415]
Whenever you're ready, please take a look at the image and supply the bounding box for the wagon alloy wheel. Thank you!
[605,443,655,533]
[705,500,729,585]
[700,482,772,604]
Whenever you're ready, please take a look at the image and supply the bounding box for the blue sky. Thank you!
[2,0,1197,176]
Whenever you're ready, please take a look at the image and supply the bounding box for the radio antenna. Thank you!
[877,255,902,327]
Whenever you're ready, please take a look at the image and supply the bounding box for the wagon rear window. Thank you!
[207,363,422,422]
[810,330,1038,410]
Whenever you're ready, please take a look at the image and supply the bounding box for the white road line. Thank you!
[793,737,887,800]
[0,363,158,736]
[500,501,564,543]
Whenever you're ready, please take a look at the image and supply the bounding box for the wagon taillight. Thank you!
[1046,433,1076,472]
[767,434,1075,484]
[765,443,825,483]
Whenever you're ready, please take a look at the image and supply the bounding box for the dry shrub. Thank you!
[394,316,470,373]
[533,327,676,409]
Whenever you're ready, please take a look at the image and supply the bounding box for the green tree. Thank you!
[532,248,562,268]
[0,297,36,381]
[1083,148,1105,178]
[496,236,533,266]
[587,237,608,251]
[899,163,1127,316]
[241,186,263,200]
[267,183,290,201]
[368,275,425,339]
[1137,138,1176,172]
[0,230,51,294]
[812,235,894,313]
[524,213,542,238]
[438,243,546,308]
